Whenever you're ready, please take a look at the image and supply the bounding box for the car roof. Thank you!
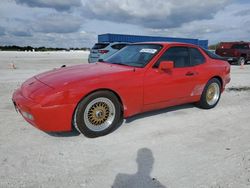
[94,41,201,48]
[95,42,129,44]
[131,41,200,48]
[220,41,250,44]
[109,42,130,45]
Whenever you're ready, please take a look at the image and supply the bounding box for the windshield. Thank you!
[104,44,162,67]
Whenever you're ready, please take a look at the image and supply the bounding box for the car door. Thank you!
[143,46,199,106]
[188,47,207,95]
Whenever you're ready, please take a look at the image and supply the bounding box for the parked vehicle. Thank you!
[98,33,209,49]
[208,49,216,54]
[88,42,128,63]
[13,42,231,137]
[215,42,250,65]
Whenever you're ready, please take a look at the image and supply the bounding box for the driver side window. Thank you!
[154,47,190,68]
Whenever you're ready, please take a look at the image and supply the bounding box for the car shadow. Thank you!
[46,128,80,137]
[125,103,195,124]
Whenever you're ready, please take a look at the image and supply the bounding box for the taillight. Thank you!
[225,64,230,74]
[98,50,109,54]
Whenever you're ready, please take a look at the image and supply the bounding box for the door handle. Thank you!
[186,71,195,76]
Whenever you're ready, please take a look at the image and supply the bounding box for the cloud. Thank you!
[0,26,5,36]
[1,0,250,47]
[0,31,96,48]
[10,29,32,37]
[146,3,250,44]
[15,0,81,11]
[32,14,82,33]
[81,0,230,29]
[234,8,250,16]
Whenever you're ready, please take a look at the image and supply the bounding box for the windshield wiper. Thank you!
[111,62,131,66]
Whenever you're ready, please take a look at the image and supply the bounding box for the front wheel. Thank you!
[197,78,221,109]
[73,91,122,137]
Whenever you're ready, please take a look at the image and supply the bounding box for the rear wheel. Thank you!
[197,78,221,109]
[238,57,245,65]
[74,91,122,137]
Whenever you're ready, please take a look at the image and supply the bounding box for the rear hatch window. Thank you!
[202,49,226,60]
[92,43,109,50]
[111,44,128,50]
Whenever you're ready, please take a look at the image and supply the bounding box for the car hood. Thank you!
[35,63,135,88]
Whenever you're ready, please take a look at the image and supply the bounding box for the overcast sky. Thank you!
[0,0,250,48]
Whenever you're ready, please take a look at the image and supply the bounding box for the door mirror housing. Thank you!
[159,61,174,72]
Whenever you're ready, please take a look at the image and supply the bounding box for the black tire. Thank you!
[197,78,221,109]
[238,57,245,65]
[73,91,122,138]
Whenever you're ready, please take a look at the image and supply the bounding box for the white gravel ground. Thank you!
[0,51,250,188]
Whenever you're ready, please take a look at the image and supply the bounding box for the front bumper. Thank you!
[12,88,75,132]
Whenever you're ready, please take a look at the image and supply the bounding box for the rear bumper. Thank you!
[221,73,231,93]
[88,56,99,63]
[12,88,75,132]
[226,57,239,63]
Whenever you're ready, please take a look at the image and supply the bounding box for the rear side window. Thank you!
[231,44,249,49]
[155,47,190,68]
[202,48,225,60]
[111,44,127,50]
[92,43,109,50]
[189,48,205,66]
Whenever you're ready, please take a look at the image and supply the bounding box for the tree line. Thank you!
[0,45,90,51]
[0,44,219,51]
[208,43,219,50]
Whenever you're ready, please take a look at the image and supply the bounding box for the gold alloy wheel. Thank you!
[206,83,220,106]
[88,102,110,125]
[83,97,116,132]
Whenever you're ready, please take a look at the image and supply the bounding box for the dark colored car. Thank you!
[215,42,250,65]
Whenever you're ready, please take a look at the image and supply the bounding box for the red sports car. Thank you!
[12,42,231,137]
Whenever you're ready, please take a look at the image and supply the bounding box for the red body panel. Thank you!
[12,42,231,132]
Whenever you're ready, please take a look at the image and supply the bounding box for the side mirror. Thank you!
[159,61,174,72]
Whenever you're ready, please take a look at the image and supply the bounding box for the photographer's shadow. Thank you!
[112,148,166,188]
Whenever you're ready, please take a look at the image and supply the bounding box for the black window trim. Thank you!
[188,47,205,66]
